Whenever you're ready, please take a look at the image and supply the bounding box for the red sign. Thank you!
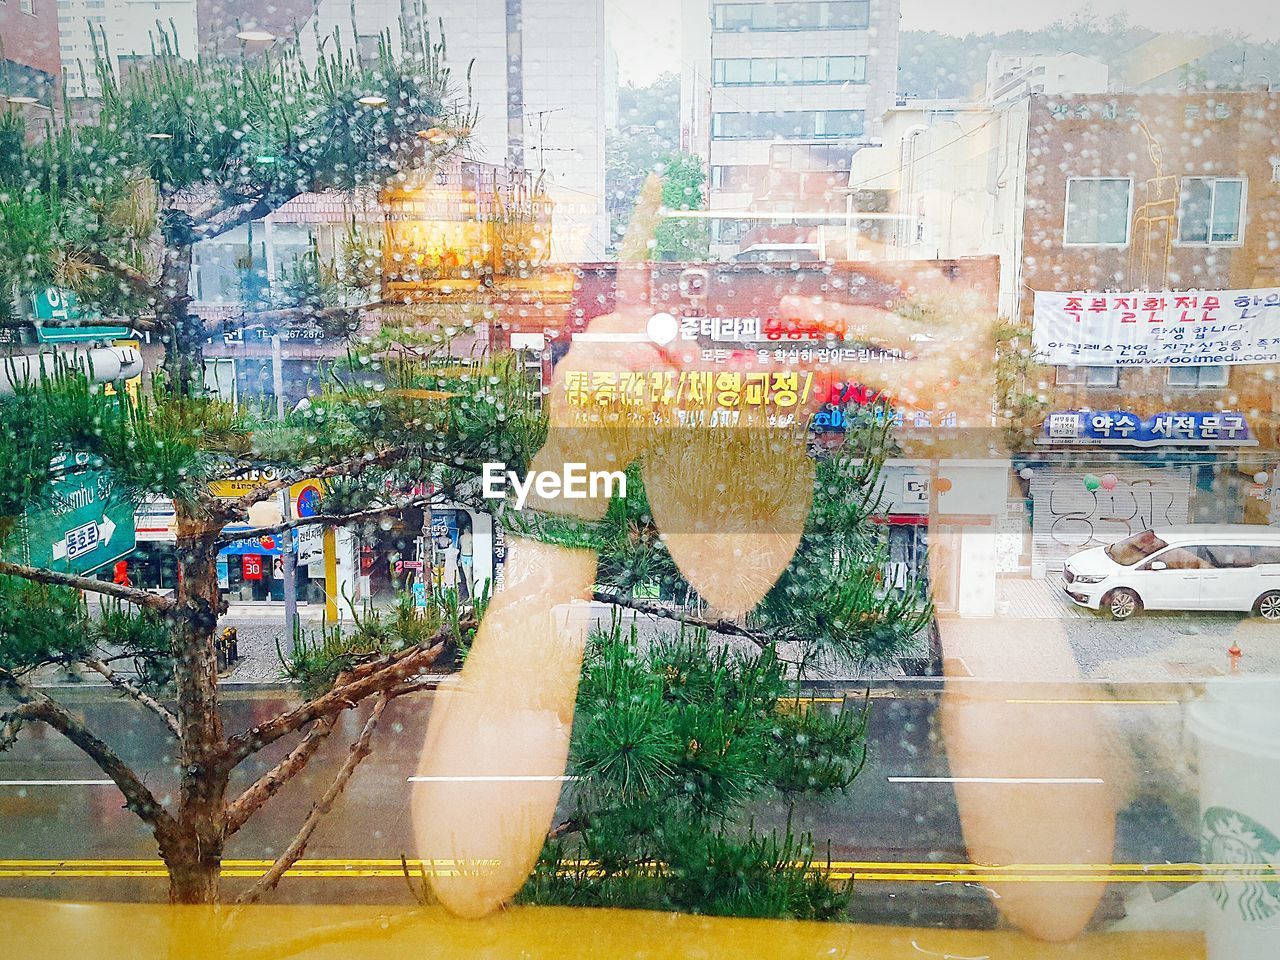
[242,554,264,580]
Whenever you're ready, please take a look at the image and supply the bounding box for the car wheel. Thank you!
[1105,588,1141,621]
[1256,591,1280,622]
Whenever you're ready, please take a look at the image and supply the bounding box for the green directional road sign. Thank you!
[31,288,130,344]
[17,468,137,576]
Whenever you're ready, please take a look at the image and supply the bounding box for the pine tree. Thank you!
[1,23,930,915]
[0,23,517,905]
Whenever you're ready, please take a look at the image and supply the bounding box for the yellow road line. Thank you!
[0,859,1272,885]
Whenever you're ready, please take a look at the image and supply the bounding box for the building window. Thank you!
[1063,177,1132,246]
[1178,177,1245,245]
[712,109,864,140]
[713,1,870,31]
[713,56,867,86]
[710,164,763,192]
[1055,366,1119,387]
[1168,365,1229,389]
[21,0,34,13]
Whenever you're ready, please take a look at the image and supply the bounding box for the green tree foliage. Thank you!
[606,72,707,258]
[516,623,866,919]
[594,413,931,669]
[653,154,709,261]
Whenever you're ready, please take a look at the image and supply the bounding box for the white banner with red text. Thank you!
[1032,288,1280,366]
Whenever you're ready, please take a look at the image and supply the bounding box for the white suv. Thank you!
[1062,526,1280,621]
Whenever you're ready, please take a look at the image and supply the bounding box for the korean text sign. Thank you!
[1033,289,1280,366]
[1040,410,1256,447]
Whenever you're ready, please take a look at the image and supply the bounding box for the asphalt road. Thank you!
[0,683,1205,930]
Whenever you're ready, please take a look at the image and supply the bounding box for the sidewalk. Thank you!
[995,576,1091,620]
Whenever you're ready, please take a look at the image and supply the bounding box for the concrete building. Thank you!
[1,0,61,107]
[680,0,900,258]
[851,59,1280,575]
[300,0,611,262]
[56,0,199,98]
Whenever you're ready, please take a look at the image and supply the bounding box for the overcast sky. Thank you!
[607,0,1280,83]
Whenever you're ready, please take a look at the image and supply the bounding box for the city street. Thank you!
[209,581,1280,686]
[0,682,1203,930]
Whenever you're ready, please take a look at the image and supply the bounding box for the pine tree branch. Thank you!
[213,492,444,546]
[191,194,278,243]
[236,694,389,904]
[70,249,160,316]
[82,658,181,739]
[236,300,393,325]
[222,445,413,517]
[591,590,768,645]
[0,702,40,751]
[0,667,176,831]
[221,635,450,767]
[0,561,176,612]
[223,715,337,836]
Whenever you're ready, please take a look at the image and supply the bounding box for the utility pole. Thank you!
[272,333,298,645]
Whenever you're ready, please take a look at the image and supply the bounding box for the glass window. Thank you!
[714,1,870,31]
[1106,530,1169,565]
[1202,545,1258,568]
[713,56,868,85]
[1145,546,1212,570]
[776,57,803,83]
[1254,546,1280,565]
[1064,178,1132,245]
[1167,365,1229,388]
[827,56,866,82]
[1179,177,1245,244]
[1055,366,1119,387]
[713,110,863,139]
[828,0,871,27]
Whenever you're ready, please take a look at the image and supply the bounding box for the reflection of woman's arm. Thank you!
[937,508,1117,941]
[411,533,596,918]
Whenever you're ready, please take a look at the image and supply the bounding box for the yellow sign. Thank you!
[208,474,322,502]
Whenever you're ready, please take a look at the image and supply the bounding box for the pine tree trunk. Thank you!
[157,216,201,395]
[167,505,229,904]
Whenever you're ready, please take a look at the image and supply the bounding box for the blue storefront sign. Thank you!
[219,531,282,556]
[1040,410,1257,447]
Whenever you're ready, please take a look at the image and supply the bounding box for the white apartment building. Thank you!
[301,0,611,261]
[58,0,200,98]
[680,0,899,258]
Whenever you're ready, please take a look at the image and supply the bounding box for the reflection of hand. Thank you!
[778,283,1114,942]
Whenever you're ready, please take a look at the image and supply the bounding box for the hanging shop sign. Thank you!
[242,554,264,580]
[1033,288,1280,366]
[220,531,281,556]
[1038,410,1257,447]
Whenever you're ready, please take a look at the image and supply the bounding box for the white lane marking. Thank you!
[407,775,579,783]
[0,780,116,786]
[887,776,1104,785]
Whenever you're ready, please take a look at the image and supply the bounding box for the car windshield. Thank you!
[1105,530,1170,566]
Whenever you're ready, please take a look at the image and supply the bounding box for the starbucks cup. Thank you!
[1187,678,1280,959]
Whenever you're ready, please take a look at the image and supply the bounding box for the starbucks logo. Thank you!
[1202,806,1280,922]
